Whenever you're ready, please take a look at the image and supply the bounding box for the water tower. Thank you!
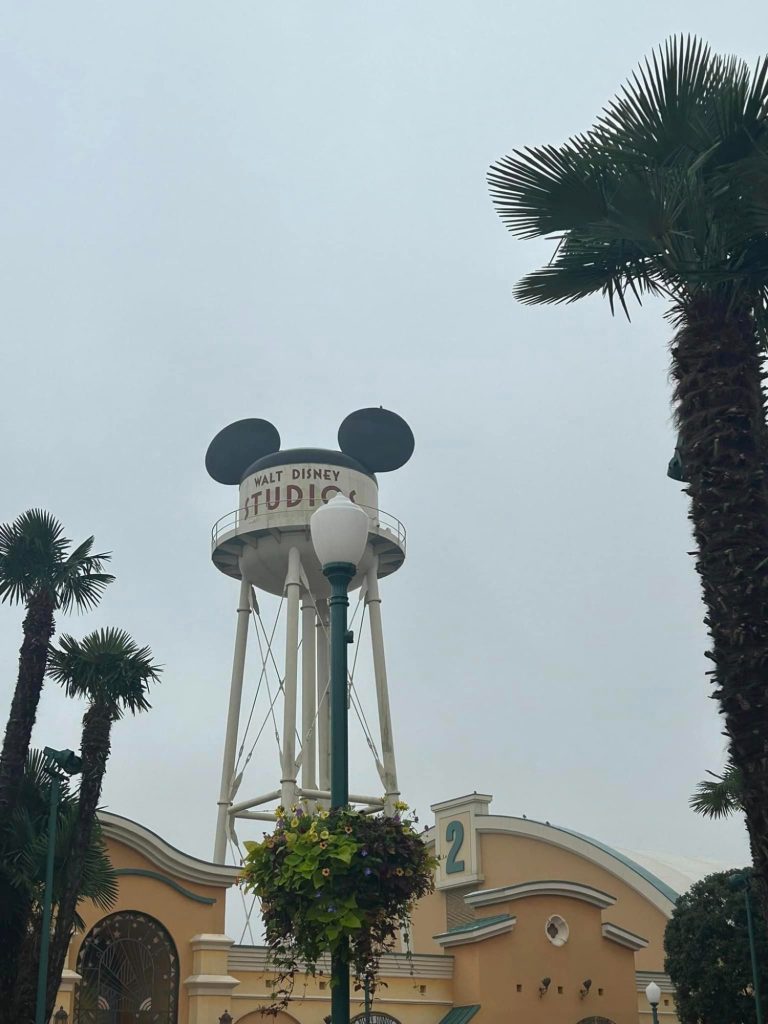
[206,409,413,863]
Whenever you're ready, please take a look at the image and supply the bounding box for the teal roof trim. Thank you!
[114,868,216,905]
[438,1007,481,1024]
[555,824,680,903]
[482,814,680,903]
[448,913,512,935]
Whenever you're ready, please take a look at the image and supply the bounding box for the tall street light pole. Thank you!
[729,871,764,1024]
[36,747,83,1024]
[310,494,370,1024]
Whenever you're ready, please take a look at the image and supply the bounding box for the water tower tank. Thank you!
[206,409,414,862]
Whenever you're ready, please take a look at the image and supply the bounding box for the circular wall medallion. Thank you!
[545,914,569,947]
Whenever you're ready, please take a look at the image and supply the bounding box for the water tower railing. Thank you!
[211,501,406,552]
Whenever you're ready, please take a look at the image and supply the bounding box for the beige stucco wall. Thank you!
[228,969,453,1023]
[450,895,638,1023]
[59,835,230,1022]
[480,832,669,972]
[56,805,684,1024]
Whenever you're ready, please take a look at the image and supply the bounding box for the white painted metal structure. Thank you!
[210,452,406,863]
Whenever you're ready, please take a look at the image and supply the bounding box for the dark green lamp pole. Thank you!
[36,747,83,1024]
[310,494,370,1024]
[729,871,764,1024]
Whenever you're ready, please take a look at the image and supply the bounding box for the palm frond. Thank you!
[48,628,161,714]
[57,571,115,613]
[596,36,726,162]
[0,510,113,610]
[489,35,768,321]
[514,234,667,313]
[488,135,615,240]
[0,510,68,605]
[689,759,744,818]
[0,750,117,915]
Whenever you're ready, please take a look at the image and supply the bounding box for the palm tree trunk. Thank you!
[42,702,113,1023]
[0,591,55,824]
[672,296,768,899]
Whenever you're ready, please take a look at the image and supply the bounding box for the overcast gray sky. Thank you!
[1,1,761,908]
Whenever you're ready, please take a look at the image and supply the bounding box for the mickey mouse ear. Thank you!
[205,419,281,484]
[337,408,414,472]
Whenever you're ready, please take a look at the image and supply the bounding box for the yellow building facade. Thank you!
[54,790,702,1024]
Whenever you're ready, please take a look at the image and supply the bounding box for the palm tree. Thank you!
[0,750,117,1024]
[488,37,768,889]
[41,628,160,1022]
[0,511,113,823]
[690,757,744,820]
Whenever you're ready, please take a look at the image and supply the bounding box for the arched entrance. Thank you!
[73,911,179,1024]
[235,1014,300,1024]
[351,1015,401,1023]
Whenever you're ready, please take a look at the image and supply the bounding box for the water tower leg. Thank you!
[281,547,302,809]
[316,598,330,798]
[213,576,251,862]
[366,561,400,814]
[301,592,317,797]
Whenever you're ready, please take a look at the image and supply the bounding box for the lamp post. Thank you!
[310,494,370,1024]
[645,981,661,1024]
[728,871,764,1024]
[36,747,83,1024]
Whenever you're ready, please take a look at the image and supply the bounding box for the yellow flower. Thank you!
[320,829,330,840]
[309,821,317,832]
[275,806,286,817]
[291,817,300,828]
[319,809,330,819]
[396,868,404,876]
[322,867,331,877]
[394,800,409,811]
[320,841,328,849]
[344,826,353,834]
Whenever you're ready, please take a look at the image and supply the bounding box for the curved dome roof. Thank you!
[616,848,732,896]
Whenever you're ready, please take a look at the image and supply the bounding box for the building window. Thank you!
[73,911,178,1024]
[545,914,569,947]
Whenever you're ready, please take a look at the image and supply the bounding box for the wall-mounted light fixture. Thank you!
[538,977,551,997]
[580,979,592,999]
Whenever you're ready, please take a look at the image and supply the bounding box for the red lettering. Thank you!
[321,485,341,503]
[252,491,262,514]
[287,485,302,508]
[266,487,281,511]
[309,484,316,506]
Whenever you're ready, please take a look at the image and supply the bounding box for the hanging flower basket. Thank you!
[241,801,436,1011]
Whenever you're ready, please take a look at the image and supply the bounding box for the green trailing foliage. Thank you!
[241,801,436,1013]
[665,870,768,1024]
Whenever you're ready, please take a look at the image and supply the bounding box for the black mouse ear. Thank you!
[205,419,281,484]
[338,408,414,472]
